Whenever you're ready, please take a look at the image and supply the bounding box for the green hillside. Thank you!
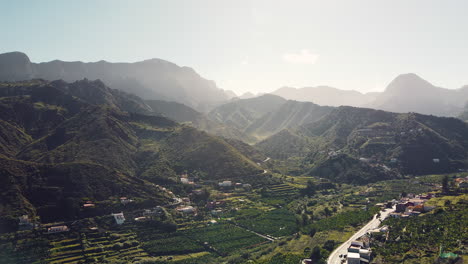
[0,80,263,232]
[208,95,332,142]
[146,99,255,142]
[208,94,287,132]
[245,100,333,139]
[258,106,468,183]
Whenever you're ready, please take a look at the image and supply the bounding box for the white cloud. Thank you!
[282,49,319,64]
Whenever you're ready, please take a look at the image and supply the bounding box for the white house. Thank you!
[218,181,232,187]
[47,225,69,234]
[112,212,126,225]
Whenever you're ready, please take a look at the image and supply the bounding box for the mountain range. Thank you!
[0,79,262,231]
[2,51,467,119]
[208,94,333,141]
[0,52,234,112]
[257,106,468,183]
[271,73,468,117]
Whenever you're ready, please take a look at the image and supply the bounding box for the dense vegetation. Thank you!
[235,209,298,237]
[374,202,467,263]
[257,106,468,184]
[0,80,262,231]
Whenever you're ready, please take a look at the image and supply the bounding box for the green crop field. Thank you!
[236,208,298,237]
[182,223,268,255]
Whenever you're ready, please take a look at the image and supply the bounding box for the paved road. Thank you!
[327,206,395,264]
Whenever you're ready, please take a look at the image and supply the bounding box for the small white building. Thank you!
[347,252,361,264]
[218,181,232,187]
[433,158,440,163]
[120,197,133,205]
[47,225,69,234]
[112,212,126,225]
[177,206,195,214]
[143,206,164,217]
[134,216,148,222]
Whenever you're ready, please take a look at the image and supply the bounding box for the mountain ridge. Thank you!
[0,51,231,112]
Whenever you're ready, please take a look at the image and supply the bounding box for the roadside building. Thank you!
[347,252,361,264]
[347,239,371,263]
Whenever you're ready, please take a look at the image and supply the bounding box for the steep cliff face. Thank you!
[0,52,231,112]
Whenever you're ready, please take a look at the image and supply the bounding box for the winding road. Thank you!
[327,206,395,264]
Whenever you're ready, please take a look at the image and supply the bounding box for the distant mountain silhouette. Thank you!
[208,94,332,141]
[271,73,468,117]
[238,92,256,99]
[271,86,376,107]
[369,73,468,116]
[0,51,231,112]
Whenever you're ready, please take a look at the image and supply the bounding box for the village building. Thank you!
[47,225,69,234]
[134,216,148,222]
[177,206,195,214]
[211,209,223,216]
[347,239,371,263]
[18,215,35,230]
[143,207,164,218]
[180,177,194,185]
[83,202,95,208]
[112,212,126,225]
[218,180,232,187]
[408,198,425,205]
[206,200,226,209]
[120,197,133,205]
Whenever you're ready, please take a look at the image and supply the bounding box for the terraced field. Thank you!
[182,223,268,256]
[44,231,148,264]
[236,208,298,237]
[267,184,298,197]
[0,235,50,264]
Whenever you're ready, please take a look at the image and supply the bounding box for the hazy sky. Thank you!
[2,0,468,95]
